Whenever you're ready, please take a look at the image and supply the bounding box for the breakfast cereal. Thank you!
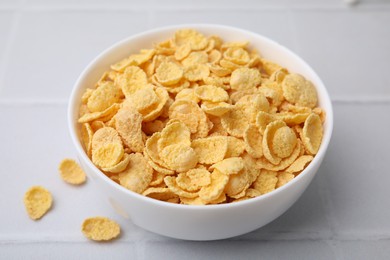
[24,186,53,220]
[77,29,325,205]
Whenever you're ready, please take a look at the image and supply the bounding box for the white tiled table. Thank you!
[1,0,390,259]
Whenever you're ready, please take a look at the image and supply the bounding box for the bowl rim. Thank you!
[68,23,334,210]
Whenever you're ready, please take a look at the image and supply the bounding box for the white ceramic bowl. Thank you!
[68,24,333,241]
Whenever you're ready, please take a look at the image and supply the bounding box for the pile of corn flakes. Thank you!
[78,29,325,205]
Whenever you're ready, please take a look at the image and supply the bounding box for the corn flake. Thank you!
[176,168,211,192]
[230,68,261,91]
[286,155,314,174]
[82,217,120,241]
[191,136,228,164]
[92,142,124,169]
[114,108,144,153]
[59,159,87,185]
[24,186,53,220]
[199,169,229,203]
[160,144,198,172]
[302,113,323,155]
[282,73,318,108]
[253,170,278,194]
[118,153,153,194]
[243,125,263,159]
[276,172,295,188]
[155,61,184,85]
[194,85,229,103]
[210,157,244,175]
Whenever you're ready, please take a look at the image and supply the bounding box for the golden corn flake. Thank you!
[59,158,87,185]
[223,47,250,65]
[185,64,210,82]
[182,51,208,67]
[201,101,233,116]
[199,169,229,203]
[257,140,302,171]
[253,170,278,194]
[210,157,244,175]
[224,169,249,197]
[143,187,178,201]
[82,217,120,241]
[209,64,232,77]
[81,122,93,157]
[24,186,53,220]
[174,29,208,51]
[87,81,122,113]
[102,153,131,174]
[149,171,166,186]
[258,81,284,107]
[78,103,120,123]
[282,73,318,108]
[256,111,277,135]
[160,144,198,172]
[242,152,261,185]
[81,88,94,104]
[92,142,124,169]
[116,66,148,98]
[77,29,325,205]
[175,43,191,61]
[262,120,286,165]
[220,109,248,138]
[114,108,144,153]
[118,153,153,194]
[277,112,310,126]
[176,168,211,192]
[208,49,222,64]
[230,67,261,91]
[90,120,105,132]
[142,119,165,136]
[127,87,158,113]
[286,155,314,173]
[260,58,283,76]
[276,172,295,188]
[175,88,200,103]
[164,176,198,198]
[142,87,169,122]
[158,121,191,151]
[302,113,323,155]
[236,93,269,123]
[91,127,122,151]
[243,125,263,159]
[272,125,297,158]
[194,85,228,102]
[191,136,228,164]
[155,61,184,85]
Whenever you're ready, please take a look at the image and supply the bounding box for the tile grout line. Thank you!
[0,1,24,97]
[1,4,390,12]
[1,234,390,244]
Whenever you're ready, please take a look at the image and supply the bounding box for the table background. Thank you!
[1,0,390,259]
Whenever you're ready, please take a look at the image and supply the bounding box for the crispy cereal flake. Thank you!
[302,113,323,155]
[59,159,87,185]
[82,217,120,241]
[24,186,52,220]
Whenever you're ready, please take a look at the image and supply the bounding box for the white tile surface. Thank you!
[0,11,150,100]
[1,1,390,258]
[321,103,390,237]
[143,240,336,260]
[0,11,16,90]
[292,10,390,99]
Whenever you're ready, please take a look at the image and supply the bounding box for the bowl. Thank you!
[68,24,333,241]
